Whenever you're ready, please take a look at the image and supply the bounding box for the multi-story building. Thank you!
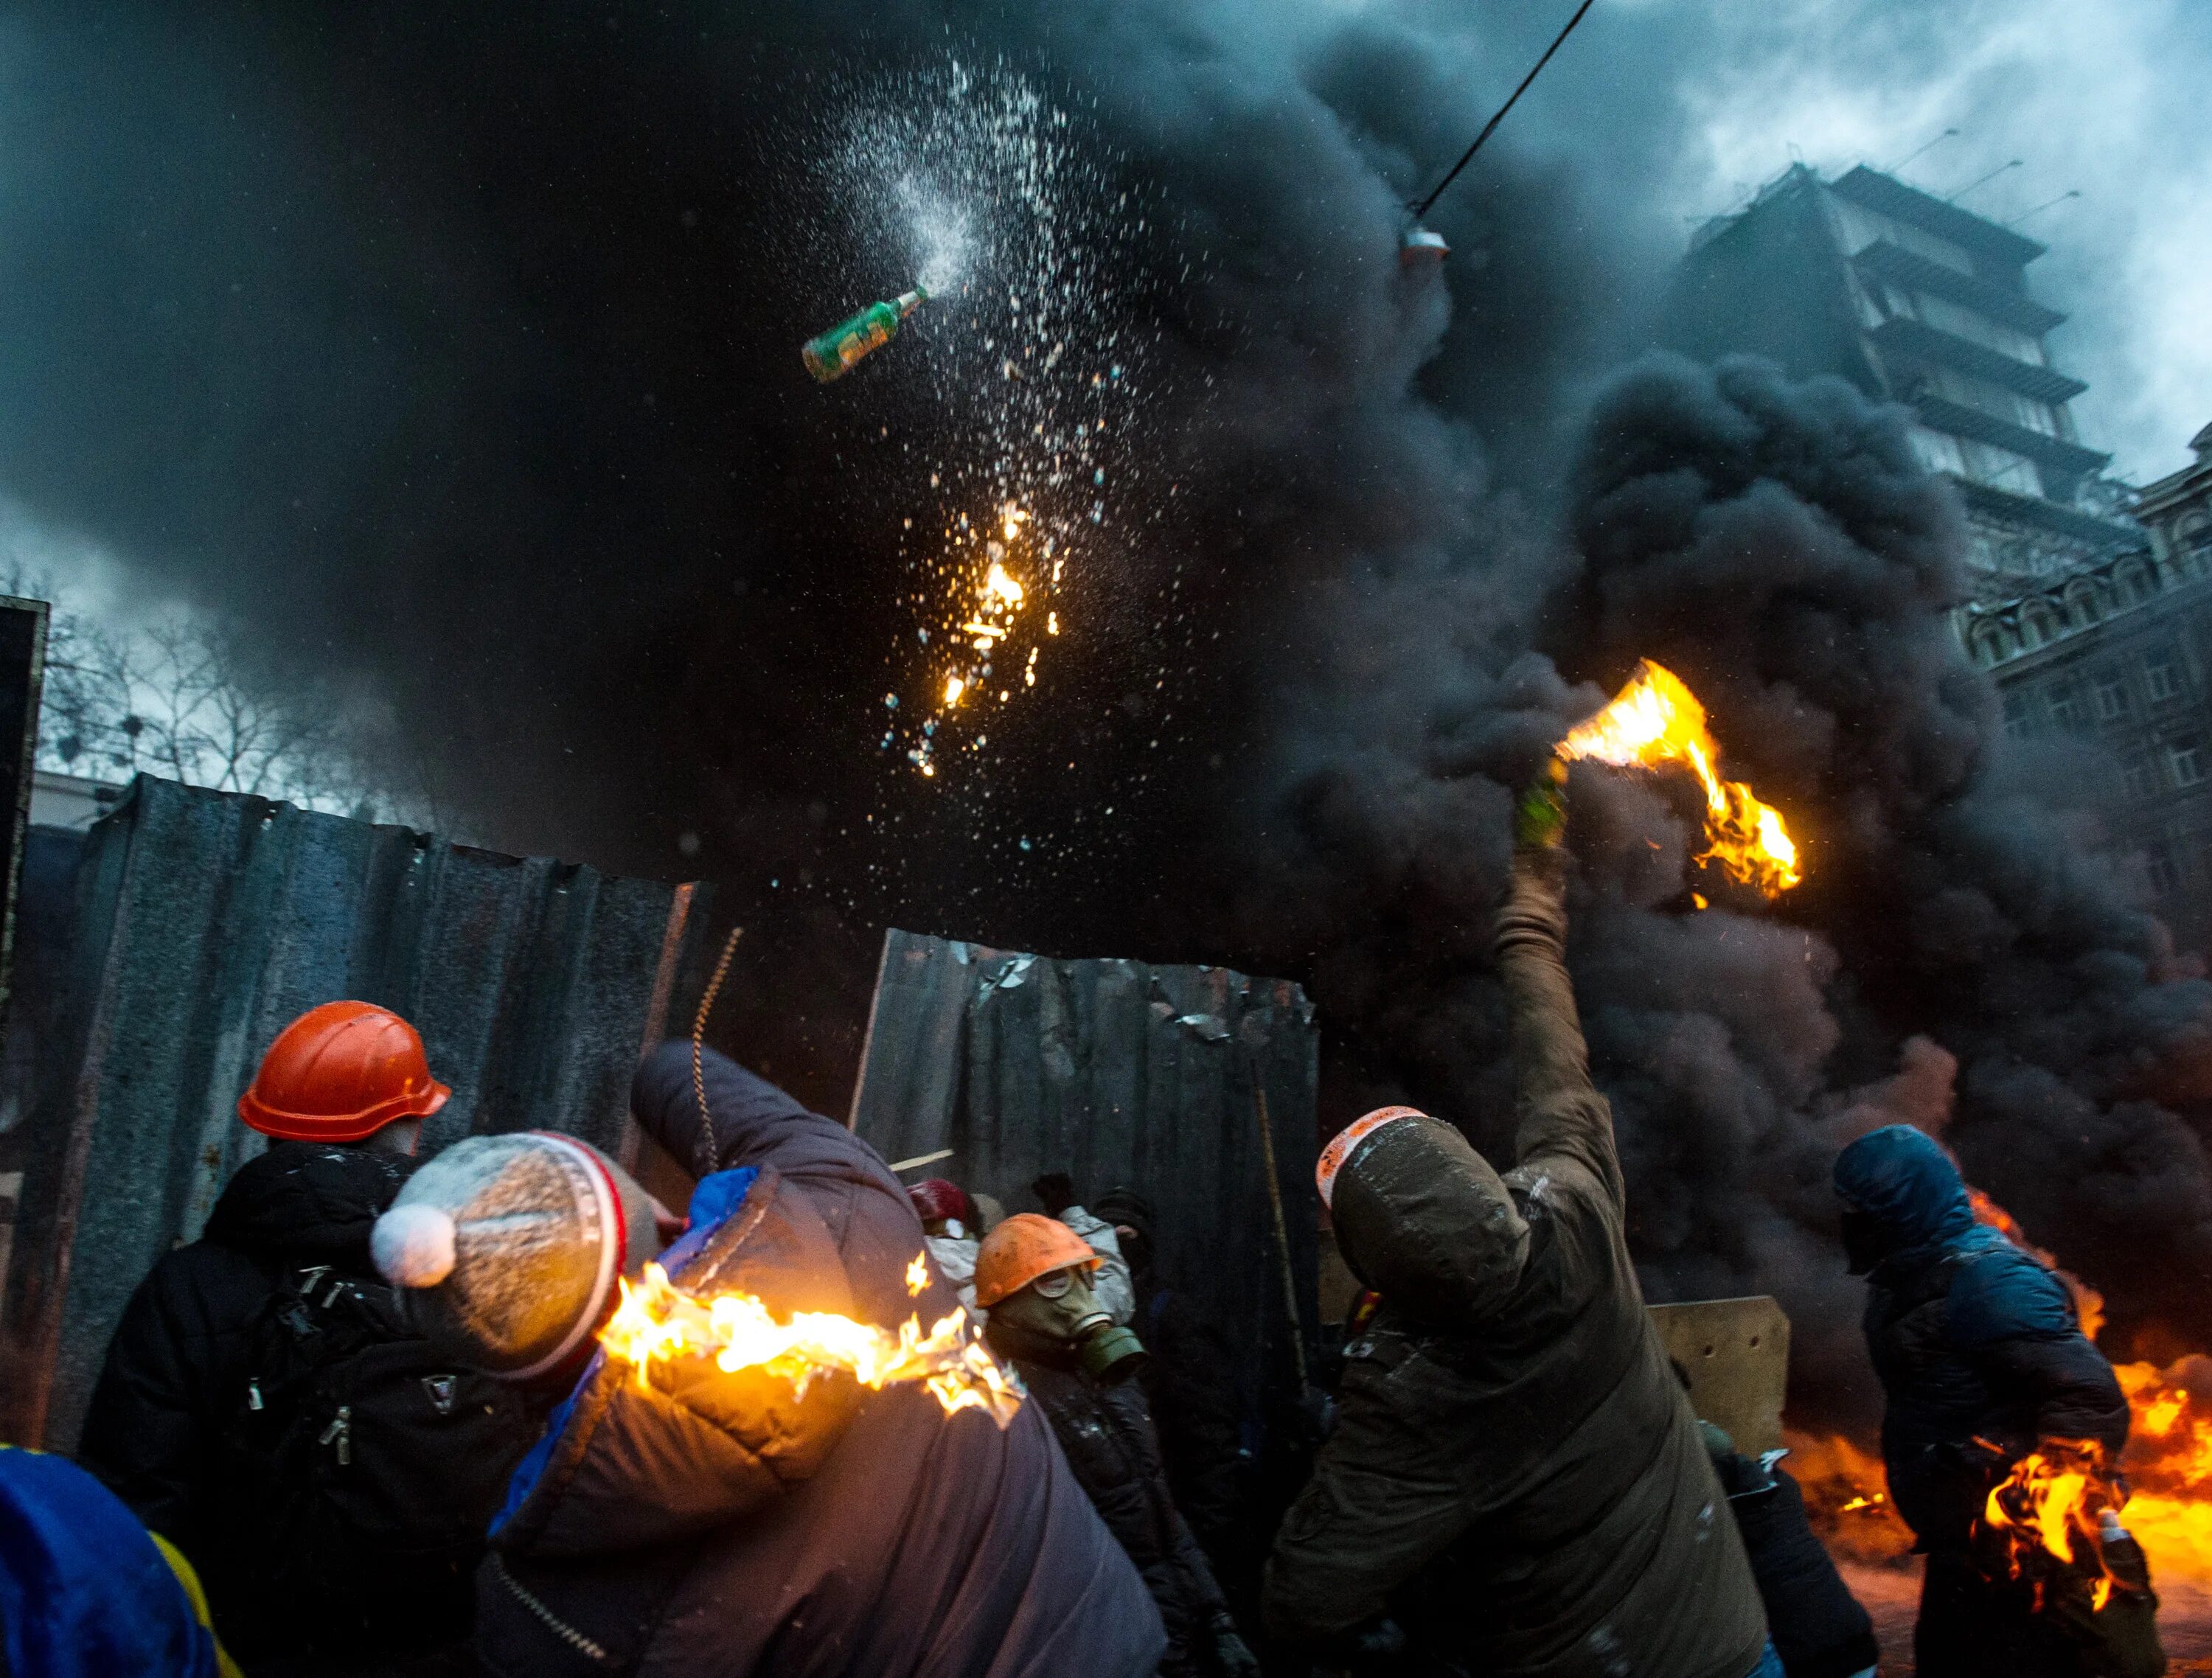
[1666,162,2144,599]
[1664,166,2212,950]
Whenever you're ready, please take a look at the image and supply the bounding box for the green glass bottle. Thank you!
[801,286,929,383]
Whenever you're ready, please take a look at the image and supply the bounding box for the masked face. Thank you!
[991,1264,1148,1382]
[1840,1205,1899,1276]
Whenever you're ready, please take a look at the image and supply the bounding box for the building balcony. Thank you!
[1830,166,2048,269]
[1870,316,2087,405]
[1852,240,2065,335]
[1915,394,2109,480]
[1954,477,2145,549]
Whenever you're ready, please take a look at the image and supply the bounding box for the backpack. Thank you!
[223,1263,539,1654]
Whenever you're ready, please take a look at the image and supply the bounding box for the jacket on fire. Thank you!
[1262,851,1770,1678]
[1834,1124,2129,1553]
[473,1042,1165,1678]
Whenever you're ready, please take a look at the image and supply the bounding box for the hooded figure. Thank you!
[1265,770,1770,1678]
[469,1043,1164,1678]
[1832,1124,2140,1677]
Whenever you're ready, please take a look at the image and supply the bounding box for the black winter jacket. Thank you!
[1093,1196,1246,1568]
[77,1142,415,1661]
[990,1326,1230,1675]
[1705,1435,1878,1678]
[1836,1126,2129,1553]
[476,1044,1164,1678]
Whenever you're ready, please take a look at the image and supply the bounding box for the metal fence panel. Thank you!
[850,929,1320,1417]
[0,776,706,1449]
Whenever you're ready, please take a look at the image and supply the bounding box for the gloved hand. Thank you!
[1206,1612,1261,1678]
[1514,757,1568,854]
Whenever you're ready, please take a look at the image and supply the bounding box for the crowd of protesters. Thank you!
[1,770,2157,1677]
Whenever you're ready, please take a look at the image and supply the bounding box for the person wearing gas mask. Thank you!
[1263,764,1772,1678]
[382,1048,1164,1678]
[976,1215,1259,1678]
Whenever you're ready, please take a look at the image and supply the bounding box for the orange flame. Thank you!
[599,1262,1023,1428]
[2107,1359,2212,1587]
[1978,1437,2126,1612]
[1559,661,1801,896]
[1800,1191,2212,1601]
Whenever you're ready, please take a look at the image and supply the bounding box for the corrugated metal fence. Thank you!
[0,776,709,1450]
[850,929,1320,1420]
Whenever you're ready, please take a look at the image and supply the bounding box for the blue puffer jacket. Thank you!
[1834,1125,2128,1551]
[474,1044,1164,1678]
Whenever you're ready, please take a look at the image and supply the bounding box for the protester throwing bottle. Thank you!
[1263,762,1774,1677]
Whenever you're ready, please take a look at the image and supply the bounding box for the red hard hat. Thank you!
[973,1213,1099,1309]
[239,1001,451,1143]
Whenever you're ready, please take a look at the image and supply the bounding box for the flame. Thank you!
[1798,1190,2212,1606]
[1558,661,1802,897]
[905,1252,930,1297]
[893,499,1064,779]
[1787,1431,1917,1569]
[1978,1437,2130,1614]
[599,1262,1022,1428]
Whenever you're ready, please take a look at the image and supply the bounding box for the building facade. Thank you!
[1667,163,2144,598]
[1666,167,2212,951]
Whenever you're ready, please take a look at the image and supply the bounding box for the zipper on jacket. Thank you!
[246,1378,264,1412]
[492,1553,611,1664]
[319,1405,352,1466]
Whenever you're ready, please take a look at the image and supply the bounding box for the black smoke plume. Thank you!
[1256,353,2212,1422]
[4,4,2209,1421]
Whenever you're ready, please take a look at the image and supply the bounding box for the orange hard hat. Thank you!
[973,1213,1100,1309]
[238,1001,451,1143]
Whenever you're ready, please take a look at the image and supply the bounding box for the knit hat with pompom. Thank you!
[371,1131,660,1379]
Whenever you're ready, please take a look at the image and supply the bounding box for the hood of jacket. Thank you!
[1331,1115,1530,1329]
[203,1140,413,1269]
[1832,1124,1976,1251]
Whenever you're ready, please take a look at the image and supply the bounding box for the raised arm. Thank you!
[631,1040,903,1200]
[1494,764,1624,1209]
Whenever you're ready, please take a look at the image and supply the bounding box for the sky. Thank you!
[1646,0,2212,484]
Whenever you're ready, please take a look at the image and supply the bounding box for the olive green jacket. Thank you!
[1265,853,1769,1678]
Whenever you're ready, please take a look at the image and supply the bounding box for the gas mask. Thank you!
[992,1264,1148,1383]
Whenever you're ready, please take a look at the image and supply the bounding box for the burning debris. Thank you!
[599,1258,1024,1428]
[829,61,1157,792]
[895,498,1066,778]
[1558,658,1802,897]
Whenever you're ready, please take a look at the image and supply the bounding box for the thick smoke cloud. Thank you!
[1256,354,2212,1424]
[3,3,2210,1424]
